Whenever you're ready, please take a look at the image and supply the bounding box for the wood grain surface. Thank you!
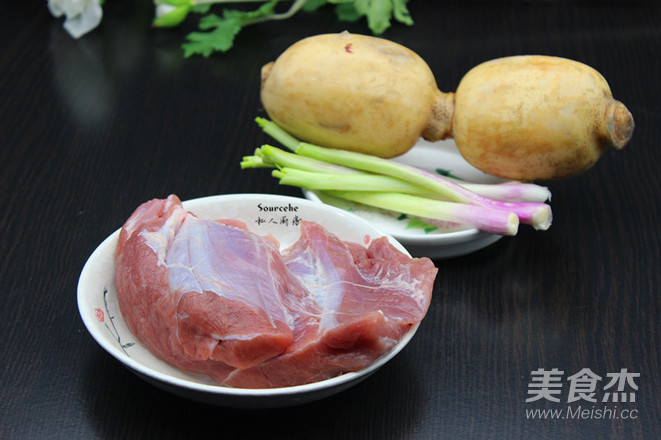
[1,1,660,439]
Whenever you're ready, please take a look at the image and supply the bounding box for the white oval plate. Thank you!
[304,138,506,259]
[78,194,421,408]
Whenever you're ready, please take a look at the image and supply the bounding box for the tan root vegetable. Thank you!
[260,32,453,158]
[453,56,634,180]
[260,32,634,180]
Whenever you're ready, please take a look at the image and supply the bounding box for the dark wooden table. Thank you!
[2,1,660,438]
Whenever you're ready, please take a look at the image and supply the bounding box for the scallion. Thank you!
[247,117,553,235]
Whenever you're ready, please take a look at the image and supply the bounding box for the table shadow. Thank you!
[82,342,427,439]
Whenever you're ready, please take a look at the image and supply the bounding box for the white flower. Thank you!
[48,0,103,39]
[155,3,177,19]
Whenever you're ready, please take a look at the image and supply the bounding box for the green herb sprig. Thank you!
[153,0,413,57]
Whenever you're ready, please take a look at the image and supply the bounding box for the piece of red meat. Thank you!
[222,221,436,388]
[115,195,315,381]
[115,196,436,388]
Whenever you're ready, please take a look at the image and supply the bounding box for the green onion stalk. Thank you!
[242,117,554,236]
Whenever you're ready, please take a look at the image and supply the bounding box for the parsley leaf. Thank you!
[182,0,280,58]
[180,0,413,57]
[392,0,413,26]
[335,0,413,34]
[302,0,331,11]
[365,0,394,34]
[182,16,241,57]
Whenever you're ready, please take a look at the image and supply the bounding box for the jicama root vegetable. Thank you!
[260,32,634,180]
[453,56,634,180]
[260,32,453,158]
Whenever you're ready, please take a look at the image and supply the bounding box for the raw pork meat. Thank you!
[115,195,436,388]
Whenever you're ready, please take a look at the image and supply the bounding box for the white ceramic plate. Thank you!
[78,194,421,408]
[304,138,506,259]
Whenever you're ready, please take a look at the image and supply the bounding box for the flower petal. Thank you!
[62,1,103,39]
